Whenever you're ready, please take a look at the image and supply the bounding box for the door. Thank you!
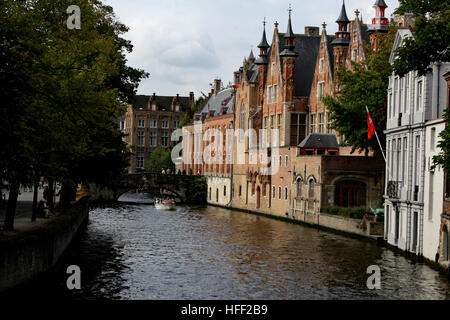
[256,187,261,209]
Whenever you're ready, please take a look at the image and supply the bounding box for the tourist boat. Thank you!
[154,198,176,211]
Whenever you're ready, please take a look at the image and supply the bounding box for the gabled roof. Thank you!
[299,133,339,148]
[131,94,191,111]
[389,29,413,65]
[278,32,322,97]
[196,88,235,120]
[246,63,259,83]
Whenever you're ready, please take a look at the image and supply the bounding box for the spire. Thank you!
[374,0,387,8]
[256,18,270,65]
[249,48,255,61]
[336,0,350,23]
[285,4,295,38]
[280,4,298,57]
[331,0,350,46]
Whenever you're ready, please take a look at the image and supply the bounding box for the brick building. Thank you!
[121,93,194,173]
[182,79,236,206]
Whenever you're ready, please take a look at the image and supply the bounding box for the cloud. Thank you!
[104,0,400,96]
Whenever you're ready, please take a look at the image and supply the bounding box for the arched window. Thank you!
[296,178,303,197]
[278,186,282,199]
[308,178,315,199]
[284,187,288,200]
[272,185,276,198]
[334,180,367,208]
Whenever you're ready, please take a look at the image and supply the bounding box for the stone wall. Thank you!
[0,198,90,293]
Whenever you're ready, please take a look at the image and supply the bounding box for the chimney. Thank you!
[233,71,241,86]
[305,26,319,37]
[214,79,221,94]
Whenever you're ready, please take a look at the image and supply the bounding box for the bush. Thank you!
[322,206,371,220]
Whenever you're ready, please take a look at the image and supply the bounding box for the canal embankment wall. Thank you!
[218,203,384,242]
[0,197,90,293]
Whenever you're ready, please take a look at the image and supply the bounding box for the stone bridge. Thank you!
[85,173,206,204]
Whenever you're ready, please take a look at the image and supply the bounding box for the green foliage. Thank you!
[394,0,450,76]
[0,0,148,226]
[322,25,398,156]
[188,176,207,205]
[145,147,174,173]
[321,206,372,220]
[433,108,450,172]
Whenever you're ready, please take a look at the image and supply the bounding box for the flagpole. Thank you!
[365,106,391,180]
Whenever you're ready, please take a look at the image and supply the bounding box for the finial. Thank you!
[263,17,266,27]
[355,9,360,18]
[288,3,292,15]
[274,21,279,29]
[322,22,327,30]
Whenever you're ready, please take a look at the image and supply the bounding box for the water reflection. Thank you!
[3,204,449,300]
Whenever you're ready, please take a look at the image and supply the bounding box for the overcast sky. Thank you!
[103,0,399,98]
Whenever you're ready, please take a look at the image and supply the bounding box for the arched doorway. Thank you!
[256,186,261,209]
[334,180,367,208]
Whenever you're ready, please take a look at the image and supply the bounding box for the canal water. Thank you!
[4,203,450,300]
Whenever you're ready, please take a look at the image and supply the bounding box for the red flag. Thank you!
[367,112,375,140]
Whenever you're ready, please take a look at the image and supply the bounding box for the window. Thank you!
[278,186,282,199]
[119,120,126,130]
[149,132,157,147]
[310,114,316,133]
[271,62,275,77]
[284,187,288,200]
[137,131,145,146]
[267,86,272,104]
[162,120,169,128]
[399,77,403,115]
[417,80,422,111]
[290,114,307,146]
[319,58,324,73]
[239,185,242,197]
[224,186,227,197]
[431,128,436,150]
[277,114,281,129]
[402,137,407,184]
[136,152,144,169]
[388,92,393,118]
[152,104,156,111]
[264,117,268,129]
[327,112,332,133]
[150,119,157,128]
[175,105,180,112]
[317,82,325,99]
[414,135,420,201]
[240,105,245,142]
[270,115,275,130]
[279,155,282,167]
[174,120,180,128]
[273,84,278,103]
[162,132,169,147]
[351,49,357,61]
[296,178,303,197]
[394,77,399,115]
[272,186,276,198]
[138,119,145,128]
[309,179,315,199]
[318,113,324,133]
[285,155,289,167]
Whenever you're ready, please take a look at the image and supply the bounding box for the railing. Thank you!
[387,181,401,199]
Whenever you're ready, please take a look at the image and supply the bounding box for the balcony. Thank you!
[387,181,401,199]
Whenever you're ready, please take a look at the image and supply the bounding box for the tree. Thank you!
[322,26,398,156]
[0,0,147,229]
[145,147,175,173]
[393,0,450,77]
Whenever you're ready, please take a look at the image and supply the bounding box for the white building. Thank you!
[384,28,450,261]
